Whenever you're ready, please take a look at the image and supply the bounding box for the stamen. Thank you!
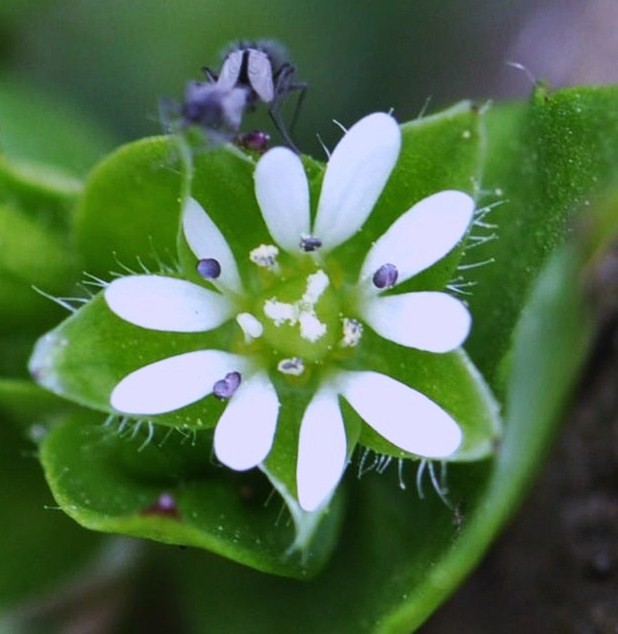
[372,263,398,289]
[299,312,327,342]
[277,357,305,376]
[250,244,279,270]
[236,312,264,341]
[302,270,329,304]
[213,371,242,399]
[264,299,298,326]
[299,234,322,252]
[263,271,329,342]
[197,257,222,280]
[341,317,363,347]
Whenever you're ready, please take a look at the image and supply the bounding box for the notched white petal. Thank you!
[361,292,471,353]
[313,113,401,252]
[337,371,462,458]
[182,197,243,293]
[214,371,279,470]
[297,388,347,512]
[105,275,234,332]
[254,147,311,253]
[111,350,245,415]
[360,190,475,284]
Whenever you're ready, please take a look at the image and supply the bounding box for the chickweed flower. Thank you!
[97,113,474,511]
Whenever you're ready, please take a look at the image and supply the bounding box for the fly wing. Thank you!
[247,49,275,103]
[217,50,243,91]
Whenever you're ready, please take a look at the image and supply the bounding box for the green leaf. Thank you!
[0,156,82,228]
[40,412,344,579]
[465,85,618,383]
[0,201,77,334]
[0,155,82,337]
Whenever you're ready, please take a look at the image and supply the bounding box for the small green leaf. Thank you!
[0,153,82,336]
[0,201,77,334]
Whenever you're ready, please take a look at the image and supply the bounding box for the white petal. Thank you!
[337,371,462,458]
[359,190,475,284]
[111,350,245,414]
[297,387,347,512]
[214,371,279,470]
[313,113,401,252]
[105,275,234,332]
[254,147,310,252]
[182,197,243,294]
[361,292,471,353]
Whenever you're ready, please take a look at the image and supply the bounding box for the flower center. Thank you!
[257,269,339,362]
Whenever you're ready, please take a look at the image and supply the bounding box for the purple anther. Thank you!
[299,235,322,252]
[213,371,242,399]
[277,357,305,376]
[197,258,222,280]
[372,263,399,289]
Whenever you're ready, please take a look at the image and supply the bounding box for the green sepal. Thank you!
[39,411,344,579]
[73,137,183,277]
[28,291,234,429]
[346,335,501,462]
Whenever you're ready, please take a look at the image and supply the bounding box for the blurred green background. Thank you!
[2,0,617,168]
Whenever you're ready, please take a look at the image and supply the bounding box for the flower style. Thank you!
[103,113,475,512]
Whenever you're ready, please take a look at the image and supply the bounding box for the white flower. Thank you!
[103,112,475,513]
